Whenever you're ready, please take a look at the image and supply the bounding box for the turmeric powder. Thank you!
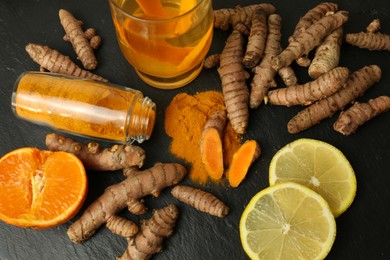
[164,91,241,185]
[13,72,155,143]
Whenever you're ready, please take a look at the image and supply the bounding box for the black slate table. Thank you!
[0,0,389,259]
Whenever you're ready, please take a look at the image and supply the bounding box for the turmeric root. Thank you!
[25,43,107,82]
[277,66,298,87]
[267,67,350,107]
[213,4,276,35]
[45,133,145,171]
[309,27,343,79]
[227,140,261,188]
[67,163,186,243]
[217,30,249,134]
[288,65,382,134]
[250,13,282,108]
[118,204,179,260]
[333,95,390,135]
[272,11,348,71]
[171,185,229,218]
[345,31,390,51]
[59,9,98,70]
[200,110,227,181]
[243,8,268,68]
[64,27,102,50]
[204,53,220,69]
[366,19,381,33]
[289,2,339,42]
[106,215,138,239]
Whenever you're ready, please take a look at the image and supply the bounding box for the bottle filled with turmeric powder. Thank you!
[12,72,156,143]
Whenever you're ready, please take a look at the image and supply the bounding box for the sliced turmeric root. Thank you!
[227,140,261,188]
[200,110,227,181]
[135,0,167,18]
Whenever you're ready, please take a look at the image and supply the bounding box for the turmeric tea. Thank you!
[12,72,155,143]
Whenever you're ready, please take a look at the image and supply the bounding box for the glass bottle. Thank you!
[12,72,156,143]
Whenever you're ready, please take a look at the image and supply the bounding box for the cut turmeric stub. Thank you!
[227,140,261,188]
[200,110,227,181]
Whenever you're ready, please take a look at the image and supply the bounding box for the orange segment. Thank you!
[0,147,87,229]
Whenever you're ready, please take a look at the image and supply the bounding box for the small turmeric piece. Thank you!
[25,43,107,82]
[118,204,179,260]
[243,8,268,68]
[272,11,348,71]
[67,163,186,243]
[267,67,350,107]
[64,27,102,50]
[309,27,343,79]
[171,185,229,218]
[227,140,261,188]
[333,95,390,135]
[250,13,282,108]
[45,133,145,171]
[366,19,381,33]
[288,65,382,134]
[200,110,227,181]
[289,2,339,42]
[204,53,220,69]
[106,215,138,239]
[217,30,249,134]
[59,9,98,70]
[277,66,298,87]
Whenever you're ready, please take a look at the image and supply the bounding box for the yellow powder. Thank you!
[164,91,241,184]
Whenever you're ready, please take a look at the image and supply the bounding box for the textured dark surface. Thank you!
[0,0,389,259]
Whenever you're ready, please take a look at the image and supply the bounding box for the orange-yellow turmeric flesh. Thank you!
[227,140,261,188]
[135,0,167,18]
[201,128,224,181]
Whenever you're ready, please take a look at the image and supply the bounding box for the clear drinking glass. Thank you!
[109,0,213,89]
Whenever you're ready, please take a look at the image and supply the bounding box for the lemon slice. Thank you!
[269,138,356,217]
[240,182,336,260]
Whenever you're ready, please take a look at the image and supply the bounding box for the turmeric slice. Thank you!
[227,140,261,188]
[200,110,227,181]
[272,11,348,71]
[171,185,229,218]
[288,65,382,134]
[218,30,249,134]
[333,95,390,135]
[135,0,167,18]
[267,67,350,107]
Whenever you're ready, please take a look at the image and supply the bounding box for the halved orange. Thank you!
[0,147,87,229]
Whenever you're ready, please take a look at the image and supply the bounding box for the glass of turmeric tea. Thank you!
[109,0,213,89]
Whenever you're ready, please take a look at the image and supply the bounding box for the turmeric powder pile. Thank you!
[164,91,241,185]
